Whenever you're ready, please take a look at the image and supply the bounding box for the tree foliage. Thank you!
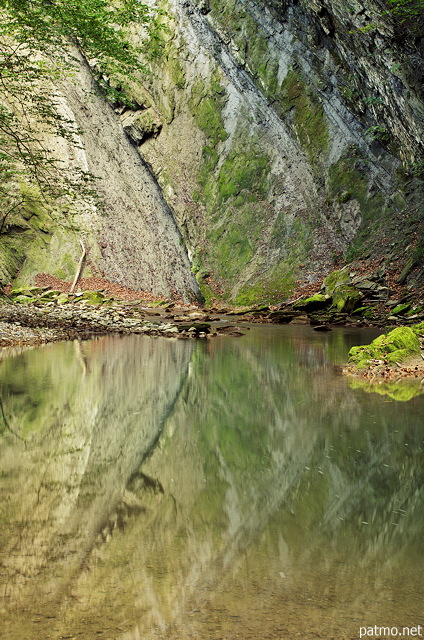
[0,0,155,236]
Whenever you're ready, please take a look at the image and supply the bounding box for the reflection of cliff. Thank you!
[0,336,194,615]
[0,328,423,640]
[137,328,424,638]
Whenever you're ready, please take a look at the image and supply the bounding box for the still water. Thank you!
[0,325,423,640]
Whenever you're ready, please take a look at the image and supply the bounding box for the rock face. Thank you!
[123,0,423,303]
[0,51,201,303]
[58,53,201,302]
[0,1,422,303]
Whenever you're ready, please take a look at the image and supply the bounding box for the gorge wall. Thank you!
[1,0,423,304]
[128,0,423,304]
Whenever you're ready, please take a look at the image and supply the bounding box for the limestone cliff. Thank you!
[0,1,422,304]
[124,0,423,303]
[0,51,201,303]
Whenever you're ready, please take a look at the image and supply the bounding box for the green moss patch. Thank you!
[391,302,411,315]
[189,74,228,152]
[278,69,329,167]
[216,143,270,204]
[348,326,421,369]
[331,284,363,313]
[327,148,389,260]
[293,294,330,311]
[322,267,351,295]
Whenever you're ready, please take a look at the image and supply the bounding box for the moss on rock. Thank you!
[391,302,411,315]
[216,144,270,204]
[322,267,351,295]
[278,69,329,167]
[293,293,330,311]
[331,284,362,313]
[352,306,375,319]
[348,326,421,369]
[82,291,106,305]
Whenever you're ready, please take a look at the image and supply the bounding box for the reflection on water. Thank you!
[0,326,423,640]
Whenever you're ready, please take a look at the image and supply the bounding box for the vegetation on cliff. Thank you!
[0,0,155,257]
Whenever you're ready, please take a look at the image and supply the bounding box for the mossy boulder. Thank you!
[348,326,421,369]
[331,285,363,313]
[322,267,350,296]
[10,287,43,298]
[82,291,105,305]
[391,303,411,315]
[293,293,330,312]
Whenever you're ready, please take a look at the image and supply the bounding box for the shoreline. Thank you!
[343,354,424,382]
[2,269,424,385]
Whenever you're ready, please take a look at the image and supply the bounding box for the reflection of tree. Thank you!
[0,397,24,441]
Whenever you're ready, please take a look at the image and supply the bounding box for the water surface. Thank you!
[0,326,423,640]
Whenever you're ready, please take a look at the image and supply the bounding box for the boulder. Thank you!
[322,267,350,296]
[293,294,331,312]
[353,278,379,291]
[121,108,162,145]
[331,285,363,313]
[348,326,421,369]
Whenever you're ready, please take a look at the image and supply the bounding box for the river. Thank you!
[0,325,423,640]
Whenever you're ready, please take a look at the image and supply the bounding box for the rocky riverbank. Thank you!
[1,262,423,352]
[0,291,249,348]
